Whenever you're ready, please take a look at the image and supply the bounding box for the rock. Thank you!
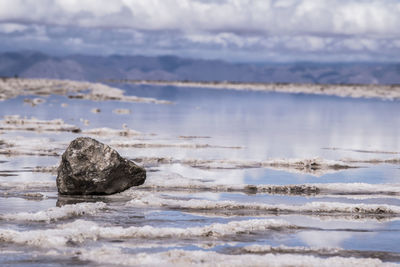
[57,137,146,195]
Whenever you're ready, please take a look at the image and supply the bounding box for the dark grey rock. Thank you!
[57,137,146,195]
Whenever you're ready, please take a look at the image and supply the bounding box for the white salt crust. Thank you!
[142,172,400,195]
[77,247,397,267]
[0,78,171,104]
[126,191,400,215]
[126,80,400,101]
[134,156,355,176]
[0,202,107,222]
[0,218,294,247]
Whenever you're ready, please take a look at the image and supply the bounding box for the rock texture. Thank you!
[57,137,146,195]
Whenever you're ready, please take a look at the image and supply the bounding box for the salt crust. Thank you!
[0,135,65,157]
[239,244,399,258]
[0,202,106,222]
[134,156,355,176]
[113,108,131,115]
[0,78,171,104]
[77,247,395,267]
[0,181,56,191]
[342,158,400,164]
[0,115,80,133]
[1,177,400,197]
[0,219,294,247]
[83,127,141,137]
[112,141,242,149]
[142,172,400,195]
[242,244,342,254]
[126,80,400,101]
[126,191,400,215]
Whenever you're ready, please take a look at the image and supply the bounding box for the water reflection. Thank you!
[1,84,400,262]
[298,230,355,248]
[117,85,400,159]
[1,86,400,187]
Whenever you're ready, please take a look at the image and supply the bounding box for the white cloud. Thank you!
[0,0,399,61]
[0,23,27,33]
[0,0,399,37]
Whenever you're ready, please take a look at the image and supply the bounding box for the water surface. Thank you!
[1,83,400,266]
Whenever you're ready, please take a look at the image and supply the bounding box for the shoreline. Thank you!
[108,79,400,100]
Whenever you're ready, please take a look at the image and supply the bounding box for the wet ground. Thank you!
[0,80,400,266]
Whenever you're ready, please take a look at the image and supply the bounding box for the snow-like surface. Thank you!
[129,80,400,100]
[112,141,242,149]
[0,135,66,157]
[242,244,342,254]
[0,78,171,104]
[77,247,395,267]
[126,191,400,215]
[135,156,355,176]
[83,127,142,137]
[342,158,400,164]
[142,172,400,196]
[0,218,294,248]
[0,202,106,222]
[0,115,80,133]
[0,181,56,191]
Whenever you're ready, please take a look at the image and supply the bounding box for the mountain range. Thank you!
[1,51,399,84]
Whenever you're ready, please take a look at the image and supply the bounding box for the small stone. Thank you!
[57,137,146,195]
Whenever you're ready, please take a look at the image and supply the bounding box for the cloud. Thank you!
[0,0,399,61]
[0,23,27,33]
[0,0,399,36]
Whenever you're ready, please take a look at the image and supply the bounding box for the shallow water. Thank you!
[1,83,400,266]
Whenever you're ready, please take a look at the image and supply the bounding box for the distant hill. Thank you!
[0,51,399,84]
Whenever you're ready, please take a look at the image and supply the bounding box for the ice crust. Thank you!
[0,202,106,222]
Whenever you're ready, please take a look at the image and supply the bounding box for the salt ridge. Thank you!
[0,202,107,222]
[77,247,396,267]
[83,127,142,137]
[0,78,172,104]
[239,244,400,261]
[126,192,400,215]
[0,115,81,133]
[0,180,56,191]
[123,80,400,101]
[0,218,294,248]
[134,156,355,176]
[113,141,242,149]
[142,172,400,196]
[0,135,65,157]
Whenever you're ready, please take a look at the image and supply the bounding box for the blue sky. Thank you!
[0,0,399,62]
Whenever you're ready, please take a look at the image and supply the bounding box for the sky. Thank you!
[0,0,399,62]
